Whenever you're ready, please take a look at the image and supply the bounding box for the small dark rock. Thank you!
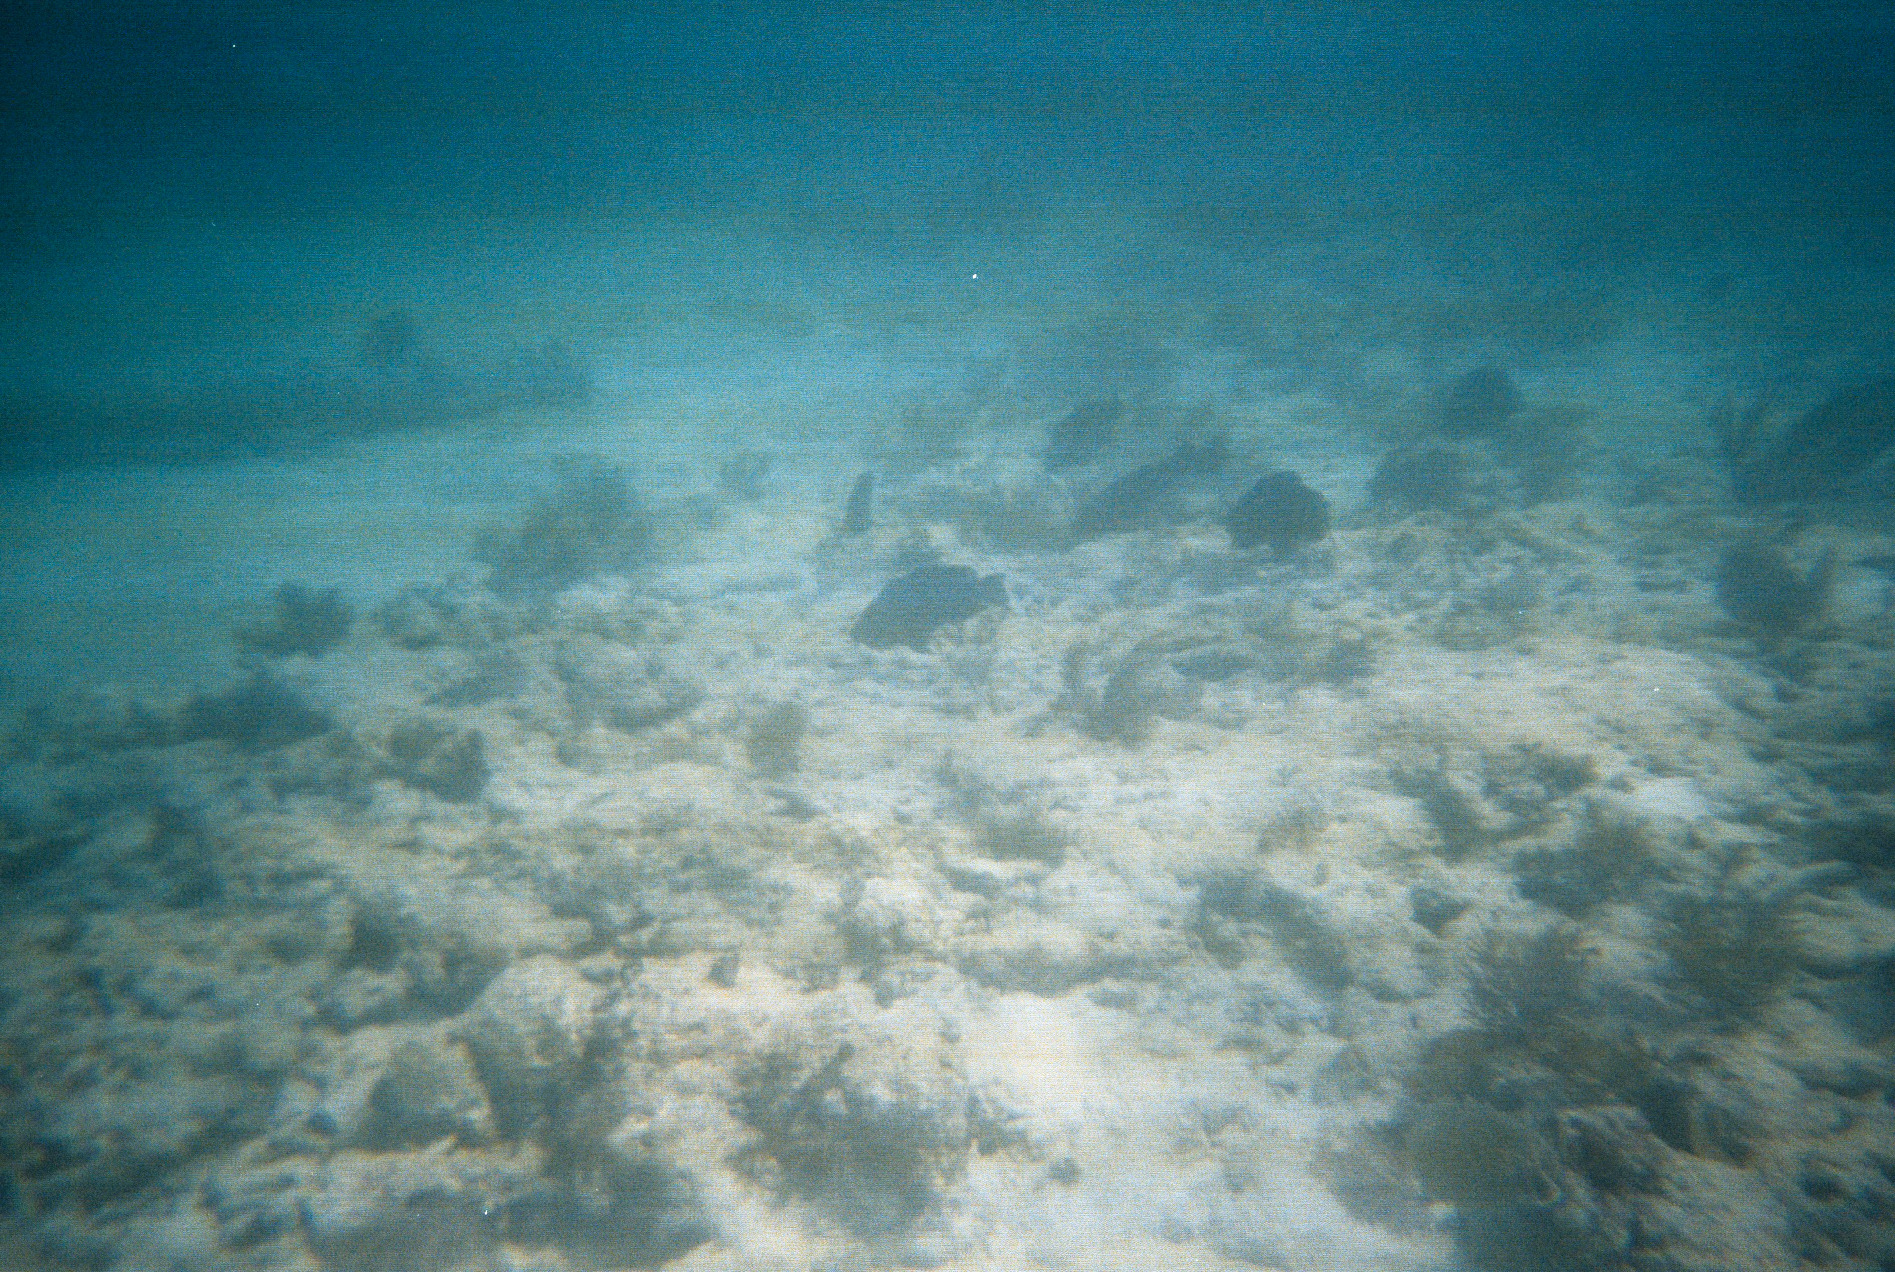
[1172,649,1256,682]
[718,451,773,501]
[1071,436,1229,539]
[1733,374,1895,502]
[1410,883,1470,935]
[179,674,334,754]
[1714,543,1834,636]
[239,582,355,659]
[1435,365,1523,438]
[1043,399,1123,471]
[767,787,825,820]
[386,719,489,803]
[707,953,741,987]
[1368,444,1477,515]
[1316,638,1376,685]
[851,564,1008,651]
[840,471,874,536]
[1223,470,1331,554]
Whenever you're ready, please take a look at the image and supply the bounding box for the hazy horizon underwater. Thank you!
[1,5,1892,1271]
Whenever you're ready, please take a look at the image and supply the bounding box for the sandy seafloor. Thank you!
[3,146,1895,1272]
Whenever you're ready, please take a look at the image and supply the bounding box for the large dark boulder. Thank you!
[1223,470,1331,554]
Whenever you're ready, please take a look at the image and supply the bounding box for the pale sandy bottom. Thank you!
[0,318,1891,1272]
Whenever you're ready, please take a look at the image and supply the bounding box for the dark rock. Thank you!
[1661,886,1800,1021]
[840,471,874,535]
[1410,883,1470,935]
[378,585,455,650]
[1435,365,1523,438]
[462,957,603,1136]
[767,787,824,820]
[429,649,527,708]
[1368,443,1479,515]
[717,451,772,501]
[1496,406,1590,503]
[364,1040,491,1149]
[1513,804,1659,917]
[556,641,704,732]
[1194,872,1353,991]
[476,461,650,598]
[1043,399,1123,471]
[1729,374,1895,502]
[179,674,333,754]
[1223,470,1331,553]
[1172,648,1257,681]
[1086,654,1201,746]
[386,719,489,803]
[707,952,741,987]
[973,811,1069,866]
[851,564,1008,651]
[1714,543,1834,636]
[1391,766,1494,860]
[296,1154,497,1272]
[1465,922,1594,1043]
[1316,637,1376,685]
[501,1152,712,1267]
[238,582,354,659]
[1071,436,1229,539]
[746,701,808,776]
[732,1043,991,1237]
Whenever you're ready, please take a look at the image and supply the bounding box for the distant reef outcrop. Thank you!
[0,311,592,469]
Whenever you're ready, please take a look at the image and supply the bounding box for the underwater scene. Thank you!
[1,5,1893,1270]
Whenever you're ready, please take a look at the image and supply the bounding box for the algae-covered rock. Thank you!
[1724,374,1895,502]
[733,1038,1006,1238]
[476,460,651,597]
[850,563,1008,651]
[1714,542,1834,637]
[1223,469,1331,554]
[177,672,333,754]
[364,1038,493,1149]
[1071,435,1229,539]
[1193,872,1353,992]
[238,581,354,659]
[1433,364,1524,438]
[556,638,703,732]
[385,718,489,803]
